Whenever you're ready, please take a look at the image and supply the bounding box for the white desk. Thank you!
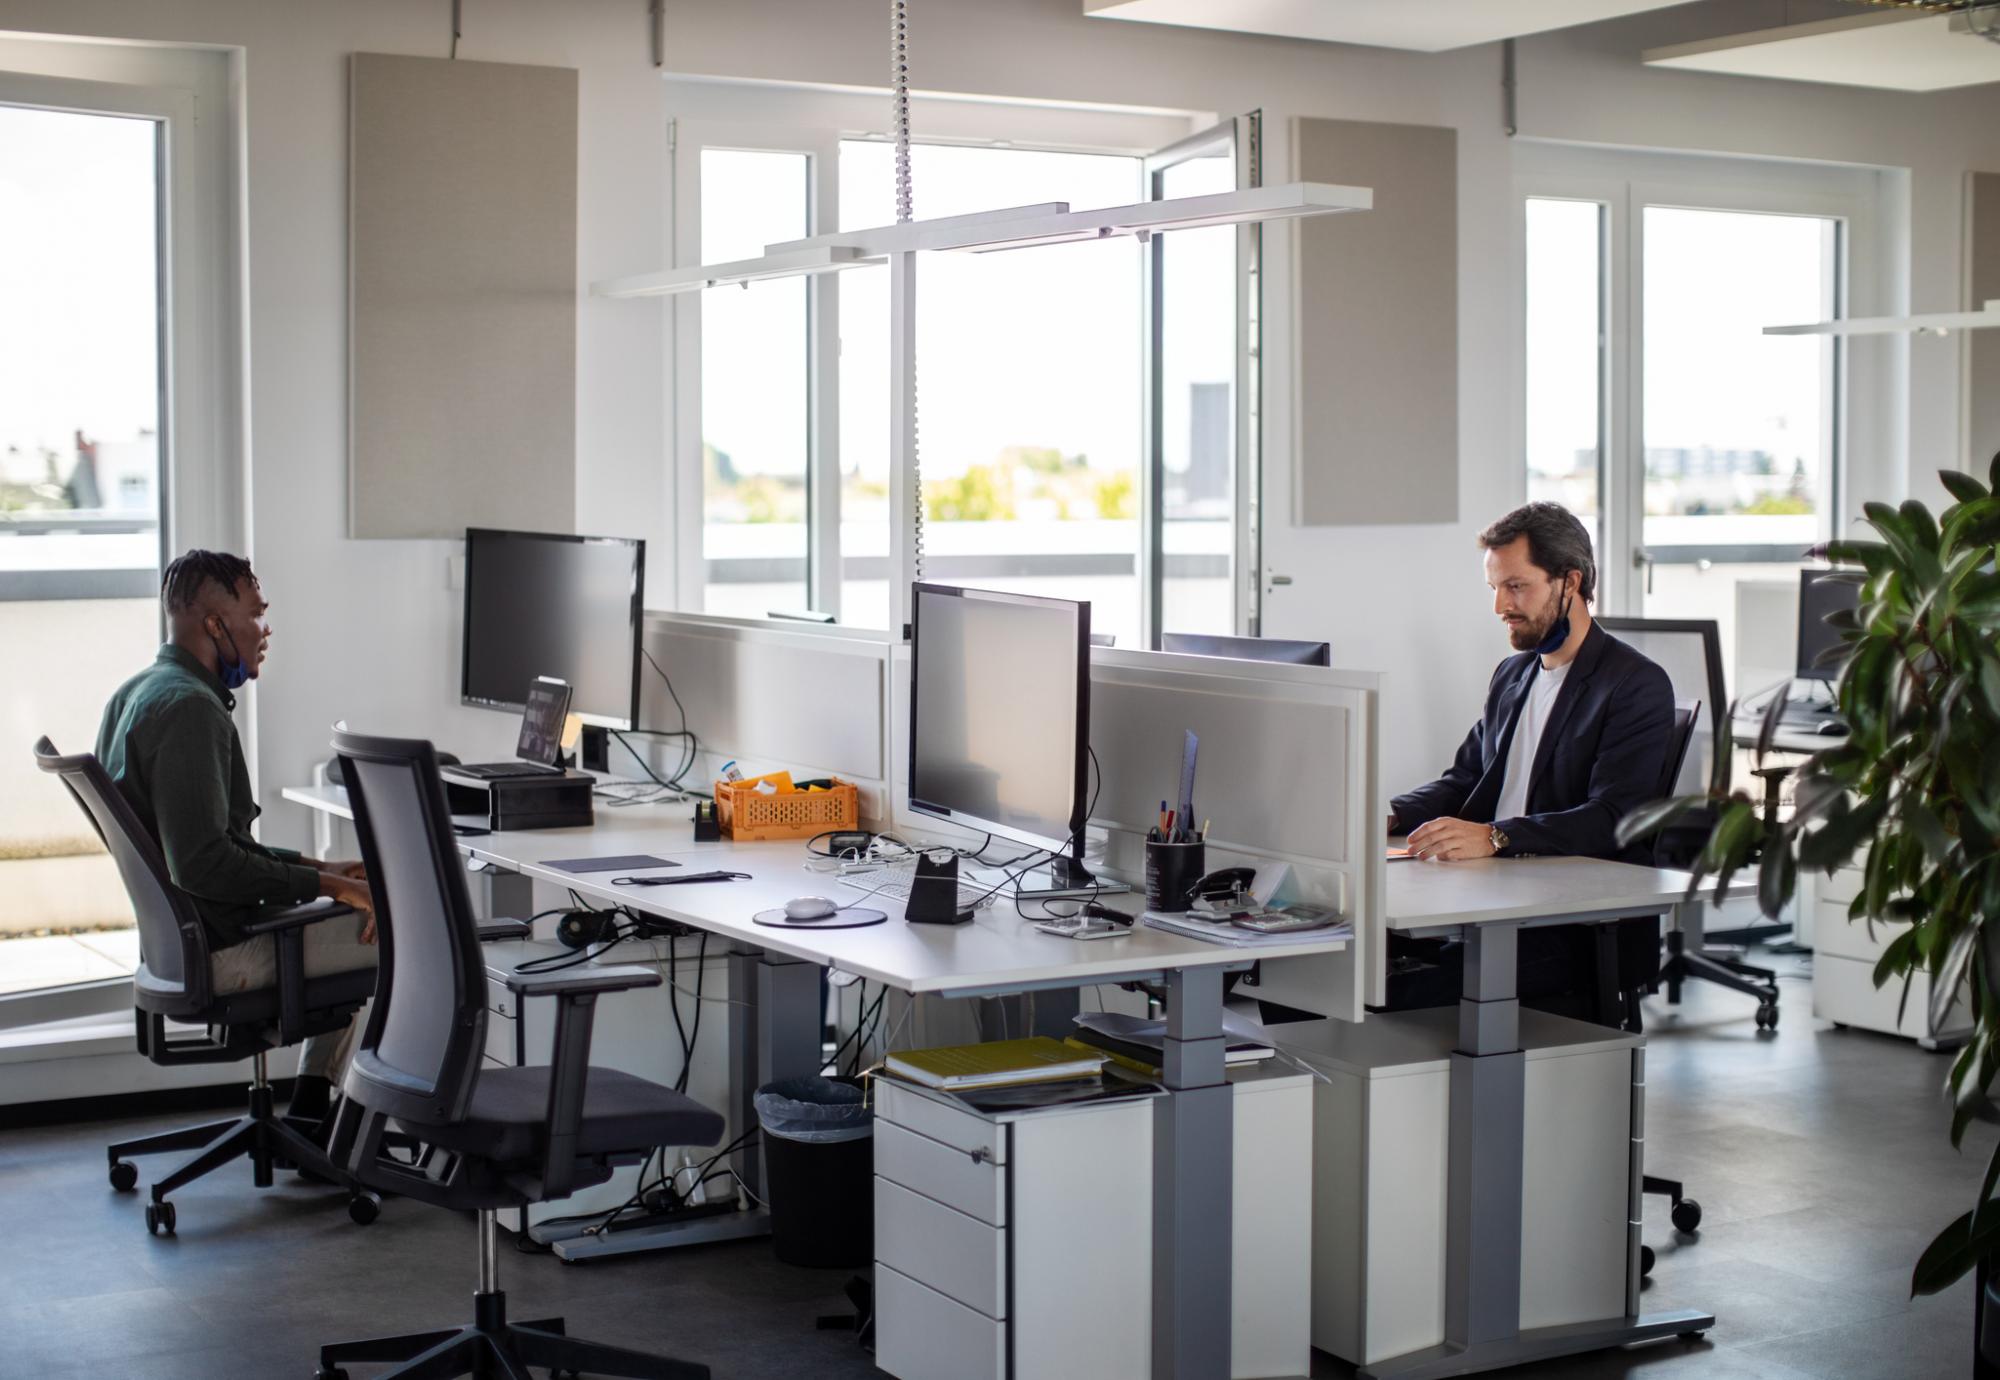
[286,783,1349,1379]
[1366,856,1715,1379]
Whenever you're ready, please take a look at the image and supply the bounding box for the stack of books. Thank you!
[884,1037,1108,1093]
[1063,1010,1275,1080]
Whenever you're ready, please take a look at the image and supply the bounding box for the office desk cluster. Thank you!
[285,785,1712,1379]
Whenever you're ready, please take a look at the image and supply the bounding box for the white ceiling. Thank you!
[1083,0,1694,54]
[1645,9,2000,92]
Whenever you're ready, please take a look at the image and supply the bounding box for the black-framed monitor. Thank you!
[1162,632,1331,667]
[462,528,644,729]
[1796,569,1860,682]
[908,583,1101,894]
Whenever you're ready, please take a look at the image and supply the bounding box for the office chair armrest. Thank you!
[242,899,361,1046]
[502,964,661,997]
[241,898,356,936]
[475,920,534,943]
[512,964,662,1199]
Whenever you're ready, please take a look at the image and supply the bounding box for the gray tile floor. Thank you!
[0,955,1988,1379]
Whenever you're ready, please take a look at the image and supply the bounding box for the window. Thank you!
[837,140,1144,640]
[1523,198,1604,549]
[697,148,811,619]
[1,99,166,999]
[1519,152,1869,700]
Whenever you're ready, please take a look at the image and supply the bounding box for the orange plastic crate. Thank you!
[714,777,859,842]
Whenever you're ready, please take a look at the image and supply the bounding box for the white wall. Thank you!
[0,0,672,848]
[8,0,2000,829]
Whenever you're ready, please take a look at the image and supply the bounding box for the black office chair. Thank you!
[32,736,380,1235]
[316,729,723,1380]
[1598,617,1782,1025]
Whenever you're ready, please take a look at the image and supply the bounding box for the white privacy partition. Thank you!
[888,643,1384,1022]
[640,613,891,817]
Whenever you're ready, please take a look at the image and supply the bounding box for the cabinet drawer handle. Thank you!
[967,1145,994,1165]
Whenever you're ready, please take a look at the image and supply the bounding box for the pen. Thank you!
[1201,818,1210,840]
[1165,810,1176,841]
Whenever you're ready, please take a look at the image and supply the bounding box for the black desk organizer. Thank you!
[905,850,973,925]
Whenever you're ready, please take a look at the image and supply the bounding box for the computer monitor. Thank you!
[1161,632,1331,667]
[1796,569,1860,682]
[908,583,1097,890]
[462,528,644,728]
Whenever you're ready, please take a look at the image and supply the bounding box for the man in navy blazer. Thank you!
[1391,503,1674,864]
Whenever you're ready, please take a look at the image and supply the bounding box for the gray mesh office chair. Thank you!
[315,729,723,1380]
[1598,617,1781,1028]
[32,736,380,1235]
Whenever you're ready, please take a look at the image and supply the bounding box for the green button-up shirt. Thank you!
[95,643,319,950]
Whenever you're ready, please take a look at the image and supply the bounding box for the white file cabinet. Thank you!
[1276,1008,1640,1368]
[481,938,738,1233]
[872,1067,1312,1380]
[1811,864,1970,1049]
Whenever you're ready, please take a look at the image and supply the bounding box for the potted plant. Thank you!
[1619,458,2000,1327]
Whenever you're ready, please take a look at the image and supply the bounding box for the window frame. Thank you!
[1514,146,1887,615]
[666,91,1255,644]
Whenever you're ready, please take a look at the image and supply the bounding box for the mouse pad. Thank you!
[752,907,887,930]
[544,855,679,874]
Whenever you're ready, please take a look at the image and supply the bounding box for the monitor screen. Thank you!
[515,677,571,766]
[1162,632,1331,667]
[909,584,1089,853]
[1796,569,1860,681]
[462,529,644,727]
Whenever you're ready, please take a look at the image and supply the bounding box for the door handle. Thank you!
[1267,573,1293,588]
[1631,547,1654,597]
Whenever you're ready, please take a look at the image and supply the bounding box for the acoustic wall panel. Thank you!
[349,53,577,538]
[1966,172,2000,474]
[1293,117,1457,526]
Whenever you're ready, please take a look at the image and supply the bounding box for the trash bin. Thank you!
[754,1076,874,1268]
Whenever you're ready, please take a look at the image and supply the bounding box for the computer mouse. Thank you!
[1814,719,1848,736]
[784,895,839,921]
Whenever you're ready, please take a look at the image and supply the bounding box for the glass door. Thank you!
[1,94,166,1004]
[1145,117,1255,646]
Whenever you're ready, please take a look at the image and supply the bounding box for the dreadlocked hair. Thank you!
[161,549,257,616]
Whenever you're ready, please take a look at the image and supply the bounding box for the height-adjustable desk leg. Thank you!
[1153,965,1232,1380]
[1362,920,1714,1379]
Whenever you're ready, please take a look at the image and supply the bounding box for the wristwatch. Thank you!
[1488,824,1509,855]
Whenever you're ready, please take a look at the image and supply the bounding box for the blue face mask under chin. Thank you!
[1534,586,1574,658]
[209,624,251,691]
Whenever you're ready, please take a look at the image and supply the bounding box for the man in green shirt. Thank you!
[97,549,378,1123]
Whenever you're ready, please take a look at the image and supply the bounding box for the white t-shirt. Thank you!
[1493,660,1570,824]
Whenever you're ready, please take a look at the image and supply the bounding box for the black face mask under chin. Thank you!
[1534,584,1574,658]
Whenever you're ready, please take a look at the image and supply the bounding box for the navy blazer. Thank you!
[1390,622,1674,864]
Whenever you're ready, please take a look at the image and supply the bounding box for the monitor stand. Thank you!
[1014,854,1131,901]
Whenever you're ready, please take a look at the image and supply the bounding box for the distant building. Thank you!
[1179,381,1232,509]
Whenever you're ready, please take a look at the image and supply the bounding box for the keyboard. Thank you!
[451,761,566,780]
[836,867,996,911]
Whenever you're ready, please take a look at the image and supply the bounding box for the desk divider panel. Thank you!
[641,614,888,813]
[887,645,1383,1022]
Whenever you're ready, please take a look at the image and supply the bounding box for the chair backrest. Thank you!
[32,736,211,1013]
[1660,701,1701,797]
[1599,618,1728,796]
[331,729,488,1128]
[1650,701,1706,868]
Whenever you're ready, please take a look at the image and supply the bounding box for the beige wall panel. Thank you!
[1966,172,2000,476]
[349,52,577,539]
[1294,117,1458,526]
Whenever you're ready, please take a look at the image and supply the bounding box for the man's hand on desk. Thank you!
[1405,817,1498,862]
[319,871,379,944]
[314,859,370,880]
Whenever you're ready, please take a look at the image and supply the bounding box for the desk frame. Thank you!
[1365,905,1714,1379]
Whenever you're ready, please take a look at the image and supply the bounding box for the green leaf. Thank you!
[1873,925,1919,988]
[1933,923,1979,1036]
[1912,1205,2000,1296]
[1757,838,1798,918]
[1902,500,1941,552]
[1988,445,2000,492]
[1904,800,1955,865]
[1615,796,1703,849]
[1941,470,1990,506]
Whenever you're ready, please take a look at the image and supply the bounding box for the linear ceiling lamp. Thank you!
[1764,300,2000,336]
[591,245,879,301]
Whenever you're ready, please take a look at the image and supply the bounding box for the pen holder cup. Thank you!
[1144,840,1206,913]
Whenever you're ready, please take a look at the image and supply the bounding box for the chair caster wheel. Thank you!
[347,1191,381,1226]
[315,1368,350,1380]
[1672,1198,1702,1233]
[145,1200,176,1236]
[1755,1002,1779,1031]
[1641,1244,1655,1278]
[109,1160,139,1192]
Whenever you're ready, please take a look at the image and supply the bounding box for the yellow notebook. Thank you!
[886,1037,1106,1091]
